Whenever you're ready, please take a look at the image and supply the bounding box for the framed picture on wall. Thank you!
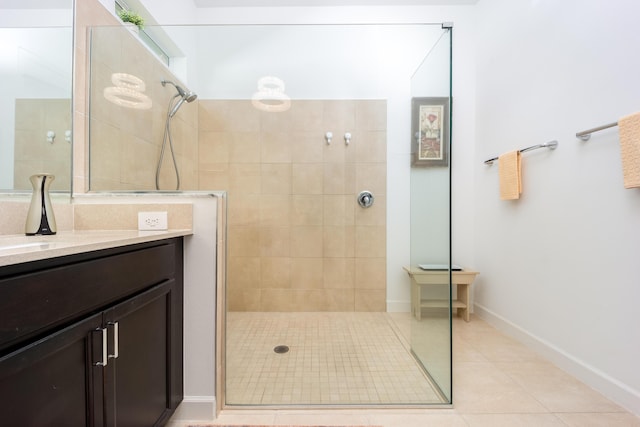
[411,97,450,166]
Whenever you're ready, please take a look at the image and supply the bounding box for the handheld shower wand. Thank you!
[156,80,199,190]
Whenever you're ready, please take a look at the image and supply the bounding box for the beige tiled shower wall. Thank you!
[88,26,198,191]
[198,100,387,312]
[14,99,72,191]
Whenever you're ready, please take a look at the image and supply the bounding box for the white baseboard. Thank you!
[387,300,411,312]
[168,396,216,422]
[474,303,640,417]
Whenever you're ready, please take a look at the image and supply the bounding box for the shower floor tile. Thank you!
[225,311,442,405]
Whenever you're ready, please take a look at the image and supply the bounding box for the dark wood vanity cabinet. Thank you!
[0,237,184,427]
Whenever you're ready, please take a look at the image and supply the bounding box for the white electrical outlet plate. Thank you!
[138,211,168,231]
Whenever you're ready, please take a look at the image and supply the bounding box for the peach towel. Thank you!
[498,150,522,200]
[618,112,640,189]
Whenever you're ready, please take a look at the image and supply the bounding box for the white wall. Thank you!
[474,0,640,416]
[0,9,71,27]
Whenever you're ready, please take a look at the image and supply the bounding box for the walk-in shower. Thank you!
[156,80,198,190]
[87,21,452,408]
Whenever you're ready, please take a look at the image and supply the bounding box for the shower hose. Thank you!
[155,94,181,190]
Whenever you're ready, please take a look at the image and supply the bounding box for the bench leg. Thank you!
[411,281,421,320]
[458,283,470,322]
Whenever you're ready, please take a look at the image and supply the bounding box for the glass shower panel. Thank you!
[409,27,453,403]
[87,21,453,407]
[88,25,200,191]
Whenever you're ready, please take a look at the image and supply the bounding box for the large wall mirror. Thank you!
[0,0,74,193]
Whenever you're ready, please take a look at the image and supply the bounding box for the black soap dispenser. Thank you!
[25,173,57,236]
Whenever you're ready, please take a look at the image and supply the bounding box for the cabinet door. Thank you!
[103,280,175,427]
[0,312,105,427]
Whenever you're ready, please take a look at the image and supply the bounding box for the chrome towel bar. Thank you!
[484,140,558,165]
[576,121,618,141]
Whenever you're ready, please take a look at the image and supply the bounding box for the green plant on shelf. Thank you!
[117,9,144,30]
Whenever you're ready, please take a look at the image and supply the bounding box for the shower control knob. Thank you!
[357,191,374,208]
[325,131,333,144]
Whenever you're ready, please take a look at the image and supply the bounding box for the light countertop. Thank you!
[0,229,193,267]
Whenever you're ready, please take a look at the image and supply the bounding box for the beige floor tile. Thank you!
[225,312,442,405]
[206,410,277,425]
[185,312,640,427]
[453,362,548,413]
[453,338,489,363]
[367,411,468,427]
[495,361,625,413]
[454,387,549,414]
[275,409,369,425]
[461,333,544,363]
[462,413,566,426]
[555,412,640,427]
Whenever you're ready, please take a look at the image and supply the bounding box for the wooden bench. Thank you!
[403,267,479,321]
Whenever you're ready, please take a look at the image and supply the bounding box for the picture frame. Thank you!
[411,97,450,167]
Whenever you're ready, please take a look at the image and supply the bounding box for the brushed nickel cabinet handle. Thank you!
[95,328,108,367]
[108,322,119,359]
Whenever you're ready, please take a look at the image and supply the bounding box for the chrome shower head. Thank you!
[183,91,198,102]
[162,79,198,117]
